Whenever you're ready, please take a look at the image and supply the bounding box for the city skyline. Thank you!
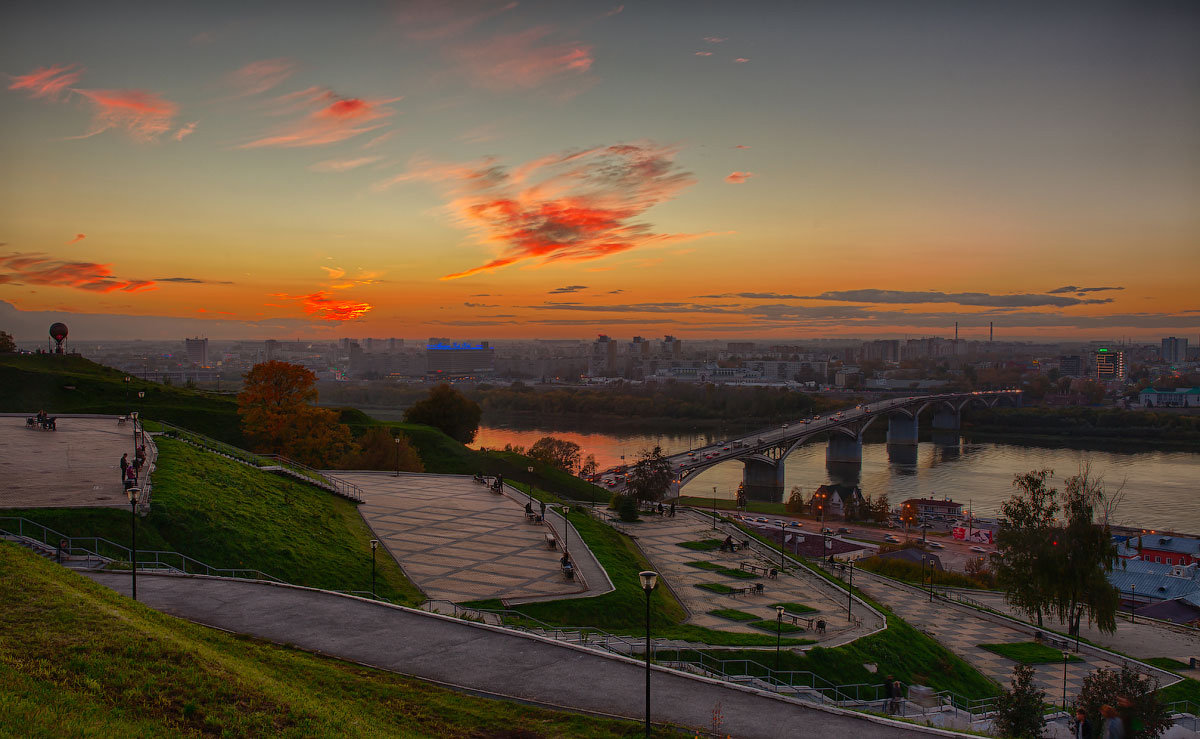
[3,1,1199,341]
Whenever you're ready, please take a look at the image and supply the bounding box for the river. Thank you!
[471,422,1200,533]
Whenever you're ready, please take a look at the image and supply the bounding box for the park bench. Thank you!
[26,416,57,430]
[117,415,130,426]
[561,562,575,580]
[780,611,815,630]
[545,533,558,550]
[730,583,766,597]
[740,562,777,578]
[525,511,543,524]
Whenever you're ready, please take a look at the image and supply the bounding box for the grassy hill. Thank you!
[2,437,423,605]
[0,542,669,738]
[0,354,243,444]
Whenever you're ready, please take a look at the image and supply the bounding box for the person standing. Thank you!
[669,500,676,517]
[1073,708,1093,739]
[1100,705,1124,738]
[889,677,903,716]
[119,453,129,483]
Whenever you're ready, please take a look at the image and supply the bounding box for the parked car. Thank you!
[837,527,851,534]
[786,521,803,528]
[821,527,834,534]
[970,546,988,554]
[927,542,945,549]
[884,535,901,543]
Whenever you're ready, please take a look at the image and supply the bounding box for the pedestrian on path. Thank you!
[669,500,676,517]
[539,500,546,519]
[119,453,129,481]
[1073,708,1092,739]
[1100,705,1124,738]
[888,677,903,715]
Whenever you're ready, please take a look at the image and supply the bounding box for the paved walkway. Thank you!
[84,572,948,738]
[346,473,605,603]
[0,416,134,508]
[632,514,885,643]
[846,568,1156,700]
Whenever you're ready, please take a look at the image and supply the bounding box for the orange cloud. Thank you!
[272,291,373,321]
[0,252,155,293]
[309,156,381,172]
[8,64,84,100]
[451,26,594,91]
[734,144,750,149]
[226,58,296,96]
[241,88,399,148]
[695,51,713,57]
[383,142,703,279]
[704,36,727,44]
[734,57,750,63]
[397,0,518,41]
[73,89,179,142]
[173,121,198,141]
[725,171,753,184]
[65,233,87,245]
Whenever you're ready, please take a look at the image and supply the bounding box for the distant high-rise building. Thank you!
[726,342,755,354]
[1093,348,1125,381]
[425,340,495,379]
[264,339,279,361]
[388,338,403,352]
[861,339,900,363]
[428,337,451,346]
[662,335,682,359]
[588,335,618,377]
[184,337,208,366]
[1059,355,1084,377]
[1161,337,1188,364]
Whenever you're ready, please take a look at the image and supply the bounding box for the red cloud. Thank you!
[65,233,87,245]
[734,144,750,149]
[452,26,594,91]
[725,171,753,184]
[734,58,750,63]
[0,252,156,293]
[73,89,179,142]
[272,291,373,321]
[694,51,713,57]
[226,58,295,96]
[8,64,84,100]
[381,142,703,280]
[241,88,399,148]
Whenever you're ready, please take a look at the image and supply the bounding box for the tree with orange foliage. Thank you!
[238,361,357,467]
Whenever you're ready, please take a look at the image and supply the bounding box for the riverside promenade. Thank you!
[84,572,954,738]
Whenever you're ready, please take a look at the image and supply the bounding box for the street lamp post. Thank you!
[370,539,378,597]
[929,557,934,602]
[775,605,786,671]
[562,505,570,554]
[847,561,853,620]
[126,486,138,601]
[712,486,717,529]
[1130,585,1136,623]
[394,436,401,477]
[639,571,659,738]
[1061,651,1069,710]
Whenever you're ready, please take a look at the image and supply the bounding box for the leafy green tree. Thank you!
[870,493,891,523]
[993,663,1046,738]
[1054,471,1120,635]
[626,445,673,503]
[579,454,598,480]
[1077,664,1171,739]
[785,486,805,513]
[616,494,639,522]
[343,427,423,472]
[994,470,1060,626]
[527,436,582,473]
[0,331,15,353]
[403,383,482,444]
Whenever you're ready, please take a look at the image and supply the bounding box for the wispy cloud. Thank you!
[380,141,704,279]
[309,156,382,172]
[464,301,499,308]
[155,276,234,285]
[226,58,296,96]
[396,0,518,41]
[725,171,753,184]
[0,252,155,293]
[65,233,87,245]
[240,88,400,148]
[271,291,373,321]
[734,144,750,150]
[697,292,806,300]
[73,89,179,142]
[450,26,594,91]
[703,36,727,44]
[1047,285,1124,295]
[549,285,588,294]
[805,289,1115,308]
[695,51,713,57]
[8,64,84,100]
[734,57,750,63]
[173,121,198,141]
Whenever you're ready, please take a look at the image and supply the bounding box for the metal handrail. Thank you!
[0,516,283,583]
[259,454,365,502]
[417,598,645,656]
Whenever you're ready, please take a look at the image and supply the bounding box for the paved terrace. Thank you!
[83,572,953,738]
[345,472,609,604]
[0,415,136,508]
[629,512,885,644]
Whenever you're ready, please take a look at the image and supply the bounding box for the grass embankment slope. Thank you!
[0,353,242,445]
[2,438,422,604]
[0,542,668,739]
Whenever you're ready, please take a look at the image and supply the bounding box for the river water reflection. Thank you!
[473,423,1200,533]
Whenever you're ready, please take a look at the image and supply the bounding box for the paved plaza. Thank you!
[629,513,885,643]
[0,415,135,509]
[847,568,1169,699]
[347,473,605,604]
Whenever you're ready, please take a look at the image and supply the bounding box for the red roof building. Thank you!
[901,498,964,517]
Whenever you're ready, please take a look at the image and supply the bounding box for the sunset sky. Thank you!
[2,1,1198,341]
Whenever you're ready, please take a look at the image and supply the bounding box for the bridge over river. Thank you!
[624,391,1022,499]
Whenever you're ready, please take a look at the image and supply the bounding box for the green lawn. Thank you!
[684,561,758,579]
[979,642,1083,664]
[748,620,807,634]
[1144,658,1200,707]
[695,582,735,594]
[772,602,818,614]
[684,560,724,571]
[0,542,673,738]
[0,438,422,605]
[676,539,724,551]
[677,496,789,516]
[708,608,759,622]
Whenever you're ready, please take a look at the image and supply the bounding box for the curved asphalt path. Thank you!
[85,572,950,738]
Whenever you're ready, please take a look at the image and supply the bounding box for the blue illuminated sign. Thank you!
[427,343,486,350]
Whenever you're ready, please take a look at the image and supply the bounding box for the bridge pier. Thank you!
[932,407,960,432]
[826,434,862,465]
[886,414,919,445]
[886,443,919,466]
[742,458,785,502]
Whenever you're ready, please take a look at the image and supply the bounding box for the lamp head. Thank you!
[370,539,378,551]
[639,570,658,591]
[137,391,145,398]
[131,411,139,420]
[527,466,534,473]
[394,437,400,445]
[126,487,139,505]
[776,605,785,617]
